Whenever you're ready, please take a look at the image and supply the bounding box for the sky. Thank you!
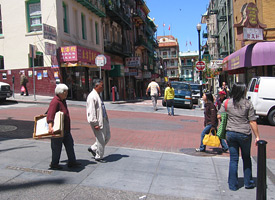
[146,0,209,52]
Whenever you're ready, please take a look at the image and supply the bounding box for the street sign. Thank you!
[95,54,107,67]
[196,61,206,71]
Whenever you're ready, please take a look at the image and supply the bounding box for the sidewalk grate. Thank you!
[179,148,223,157]
[6,166,53,175]
[0,125,17,132]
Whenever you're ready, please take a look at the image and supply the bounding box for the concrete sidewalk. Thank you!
[1,138,274,200]
[8,93,145,106]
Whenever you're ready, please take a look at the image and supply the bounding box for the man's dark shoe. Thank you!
[67,161,81,168]
[88,147,96,157]
[49,164,63,170]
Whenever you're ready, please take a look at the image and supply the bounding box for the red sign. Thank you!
[59,46,111,70]
[196,61,205,71]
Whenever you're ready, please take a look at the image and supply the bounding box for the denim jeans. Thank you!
[226,131,254,190]
[199,124,228,151]
[51,131,76,165]
[166,99,174,115]
[151,95,158,110]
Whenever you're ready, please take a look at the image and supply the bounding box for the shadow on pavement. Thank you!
[103,154,129,162]
[0,100,18,106]
[0,118,34,139]
[0,145,36,153]
[0,178,66,191]
[60,159,97,172]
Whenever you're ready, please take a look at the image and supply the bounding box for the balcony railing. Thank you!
[162,54,178,59]
[75,0,105,17]
[104,40,123,55]
[105,0,131,28]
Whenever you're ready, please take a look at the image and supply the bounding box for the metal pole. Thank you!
[226,0,230,55]
[198,29,202,82]
[12,75,15,98]
[32,45,36,101]
[256,140,268,200]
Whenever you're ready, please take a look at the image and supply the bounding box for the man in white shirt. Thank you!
[146,79,161,111]
[86,79,111,161]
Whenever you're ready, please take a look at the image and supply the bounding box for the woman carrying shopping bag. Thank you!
[217,82,260,191]
[196,92,228,152]
[164,82,175,116]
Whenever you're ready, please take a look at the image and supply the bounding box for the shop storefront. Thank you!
[109,64,125,100]
[227,41,275,85]
[59,46,111,100]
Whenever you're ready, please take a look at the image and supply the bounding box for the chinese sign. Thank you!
[125,57,140,67]
[43,24,57,41]
[243,27,263,41]
[209,60,223,69]
[45,42,56,56]
[59,46,111,70]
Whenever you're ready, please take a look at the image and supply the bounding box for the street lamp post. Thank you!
[196,23,202,82]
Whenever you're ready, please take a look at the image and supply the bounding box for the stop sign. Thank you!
[196,61,206,71]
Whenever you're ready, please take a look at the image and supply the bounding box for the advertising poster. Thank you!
[43,70,48,77]
[54,71,59,79]
[37,72,42,80]
[28,71,33,77]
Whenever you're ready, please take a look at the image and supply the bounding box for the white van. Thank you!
[246,77,275,126]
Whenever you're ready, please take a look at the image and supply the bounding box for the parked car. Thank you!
[0,81,12,102]
[190,83,202,104]
[162,81,193,109]
[246,76,275,125]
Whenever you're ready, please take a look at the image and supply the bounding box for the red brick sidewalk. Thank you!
[68,107,275,159]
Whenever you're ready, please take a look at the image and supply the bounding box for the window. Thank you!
[81,13,86,40]
[95,21,99,45]
[26,0,42,32]
[186,70,189,76]
[63,2,69,33]
[0,56,4,69]
[90,19,94,43]
[29,52,43,67]
[73,9,79,38]
[171,60,174,66]
[0,5,3,35]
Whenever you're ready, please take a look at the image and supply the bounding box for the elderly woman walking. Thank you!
[218,82,260,191]
[47,83,80,170]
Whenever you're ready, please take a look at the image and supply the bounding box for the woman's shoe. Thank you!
[195,148,205,152]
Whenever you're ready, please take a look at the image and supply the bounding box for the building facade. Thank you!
[202,0,275,89]
[0,0,159,100]
[156,35,180,81]
[179,51,199,82]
